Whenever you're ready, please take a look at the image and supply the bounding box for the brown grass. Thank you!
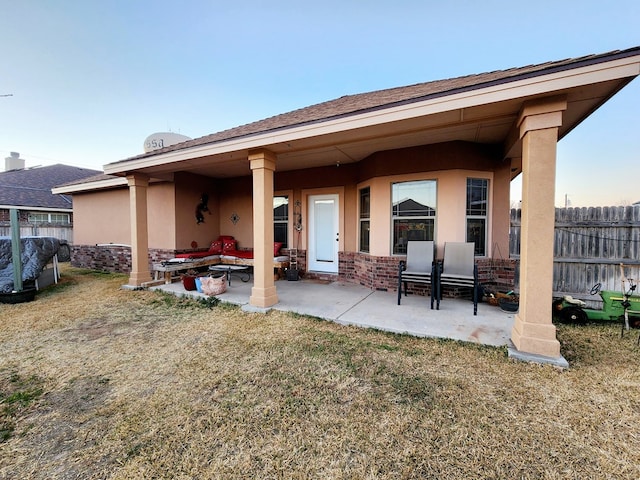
[0,265,639,479]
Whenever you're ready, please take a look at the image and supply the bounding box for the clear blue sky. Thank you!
[1,0,638,207]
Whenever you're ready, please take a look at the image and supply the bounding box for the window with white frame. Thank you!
[359,187,370,253]
[27,212,70,225]
[466,178,488,256]
[273,196,289,248]
[391,180,436,255]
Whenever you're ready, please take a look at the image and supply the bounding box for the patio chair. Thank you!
[435,242,478,315]
[397,241,436,308]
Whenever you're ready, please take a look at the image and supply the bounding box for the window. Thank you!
[466,178,488,256]
[359,187,370,253]
[27,212,70,225]
[50,213,70,224]
[391,180,436,255]
[273,196,289,248]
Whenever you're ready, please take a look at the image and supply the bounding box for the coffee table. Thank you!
[208,265,251,286]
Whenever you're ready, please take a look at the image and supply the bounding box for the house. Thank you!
[0,152,102,244]
[54,47,640,362]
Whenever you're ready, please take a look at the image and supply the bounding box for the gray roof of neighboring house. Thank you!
[0,164,102,210]
[110,47,640,164]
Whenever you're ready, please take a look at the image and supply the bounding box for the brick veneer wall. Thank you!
[71,244,518,295]
[71,244,174,274]
[295,250,517,296]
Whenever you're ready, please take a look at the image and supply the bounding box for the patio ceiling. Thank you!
[104,50,640,181]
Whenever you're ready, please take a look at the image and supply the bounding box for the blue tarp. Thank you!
[0,236,60,293]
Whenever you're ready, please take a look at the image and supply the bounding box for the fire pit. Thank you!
[0,287,37,304]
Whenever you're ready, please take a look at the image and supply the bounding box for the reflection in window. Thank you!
[391,180,436,254]
[466,178,488,256]
[359,187,370,253]
[274,196,288,248]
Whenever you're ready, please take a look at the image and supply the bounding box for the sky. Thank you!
[1,0,639,207]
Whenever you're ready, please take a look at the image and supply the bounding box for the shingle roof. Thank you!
[0,164,102,209]
[116,47,640,163]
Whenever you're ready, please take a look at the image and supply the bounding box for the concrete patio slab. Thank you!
[150,278,516,348]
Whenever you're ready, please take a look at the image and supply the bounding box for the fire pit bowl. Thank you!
[0,288,37,304]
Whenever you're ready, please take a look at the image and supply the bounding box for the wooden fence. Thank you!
[0,225,73,243]
[510,206,640,298]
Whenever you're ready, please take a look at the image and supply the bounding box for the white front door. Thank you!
[308,194,339,273]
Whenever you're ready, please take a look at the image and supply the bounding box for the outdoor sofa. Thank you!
[151,236,290,284]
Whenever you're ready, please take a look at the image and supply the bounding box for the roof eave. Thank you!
[0,204,73,213]
[104,51,640,176]
[51,176,129,194]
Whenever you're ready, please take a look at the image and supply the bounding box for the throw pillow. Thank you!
[222,240,237,252]
[209,240,223,254]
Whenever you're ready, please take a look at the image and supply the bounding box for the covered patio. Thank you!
[151,276,516,347]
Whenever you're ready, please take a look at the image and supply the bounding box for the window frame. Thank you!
[391,179,437,255]
[273,195,289,249]
[27,212,70,225]
[358,186,371,253]
[465,177,489,256]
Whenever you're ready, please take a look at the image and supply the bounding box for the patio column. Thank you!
[511,97,566,359]
[127,173,152,287]
[249,149,278,308]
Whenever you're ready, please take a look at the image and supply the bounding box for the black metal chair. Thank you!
[435,242,479,315]
[397,241,436,308]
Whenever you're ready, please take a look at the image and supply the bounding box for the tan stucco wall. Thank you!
[270,141,510,258]
[173,173,220,250]
[367,176,391,255]
[491,160,512,258]
[73,183,178,249]
[148,182,176,250]
[71,141,511,259]
[218,177,254,248]
[363,170,496,258]
[343,184,358,253]
[73,189,131,245]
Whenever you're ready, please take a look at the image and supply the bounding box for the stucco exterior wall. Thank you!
[269,141,508,259]
[491,160,512,258]
[73,189,130,245]
[218,176,253,249]
[148,182,176,250]
[70,140,513,290]
[173,173,221,250]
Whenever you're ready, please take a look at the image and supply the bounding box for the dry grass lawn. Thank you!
[1,266,639,479]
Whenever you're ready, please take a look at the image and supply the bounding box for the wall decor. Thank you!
[195,193,210,224]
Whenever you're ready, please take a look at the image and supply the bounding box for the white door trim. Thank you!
[308,194,339,273]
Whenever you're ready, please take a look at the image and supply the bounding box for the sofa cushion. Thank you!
[224,249,254,259]
[175,251,220,259]
[274,242,283,256]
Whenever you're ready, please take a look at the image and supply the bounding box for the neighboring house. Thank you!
[54,47,640,362]
[0,152,102,243]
